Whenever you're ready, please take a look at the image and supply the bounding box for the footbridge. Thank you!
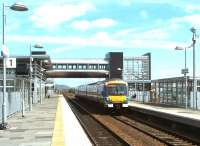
[46,52,151,80]
[46,58,109,78]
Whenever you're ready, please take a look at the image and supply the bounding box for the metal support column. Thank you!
[29,45,32,111]
[40,74,42,104]
[1,3,7,129]
[191,27,197,109]
[22,79,25,117]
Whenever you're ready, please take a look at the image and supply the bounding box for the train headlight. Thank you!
[106,97,110,101]
[106,97,112,103]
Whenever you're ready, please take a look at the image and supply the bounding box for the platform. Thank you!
[0,95,91,146]
[129,101,200,127]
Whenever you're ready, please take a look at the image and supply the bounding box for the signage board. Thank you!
[6,58,16,68]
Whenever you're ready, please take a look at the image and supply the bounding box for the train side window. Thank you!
[63,65,67,69]
[58,65,62,69]
[72,65,77,69]
[53,65,57,69]
[78,65,83,69]
[89,65,92,69]
[68,65,72,69]
[93,65,97,69]
[83,65,87,69]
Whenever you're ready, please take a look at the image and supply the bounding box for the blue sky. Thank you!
[2,0,200,86]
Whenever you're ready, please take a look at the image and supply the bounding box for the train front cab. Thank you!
[103,80,129,109]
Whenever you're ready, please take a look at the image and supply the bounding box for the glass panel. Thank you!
[58,65,62,69]
[53,65,56,69]
[68,65,72,69]
[107,84,128,96]
[72,65,77,69]
[78,65,83,69]
[62,65,67,69]
[83,65,87,69]
[7,80,14,86]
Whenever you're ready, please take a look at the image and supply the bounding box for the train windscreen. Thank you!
[107,84,127,96]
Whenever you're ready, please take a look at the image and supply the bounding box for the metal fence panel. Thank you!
[0,78,30,119]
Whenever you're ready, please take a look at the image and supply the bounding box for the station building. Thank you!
[151,76,200,109]
[122,53,151,102]
[0,51,51,118]
[105,52,151,92]
[2,50,200,118]
[0,51,152,118]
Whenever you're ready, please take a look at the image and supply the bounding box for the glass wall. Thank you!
[123,55,150,81]
[151,77,200,108]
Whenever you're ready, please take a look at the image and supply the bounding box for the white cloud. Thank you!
[113,14,200,50]
[71,20,90,31]
[117,0,183,6]
[13,12,200,51]
[135,0,184,5]
[113,27,178,49]
[8,29,178,50]
[71,18,117,31]
[132,28,169,40]
[50,47,71,54]
[92,18,117,28]
[128,39,177,50]
[152,69,181,79]
[30,2,95,28]
[8,33,121,48]
[90,32,123,47]
[170,14,200,29]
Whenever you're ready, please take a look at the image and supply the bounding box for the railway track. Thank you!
[67,97,129,146]
[125,107,200,145]
[113,115,194,146]
[65,95,196,146]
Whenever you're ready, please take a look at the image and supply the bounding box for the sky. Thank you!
[1,0,200,87]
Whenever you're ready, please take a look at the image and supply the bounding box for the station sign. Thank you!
[181,68,189,74]
[6,58,16,68]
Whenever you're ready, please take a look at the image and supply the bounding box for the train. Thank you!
[75,79,129,109]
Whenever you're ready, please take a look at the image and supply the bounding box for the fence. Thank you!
[129,90,200,110]
[128,90,150,102]
[0,77,46,119]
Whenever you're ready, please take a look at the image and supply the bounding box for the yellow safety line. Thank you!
[51,96,65,146]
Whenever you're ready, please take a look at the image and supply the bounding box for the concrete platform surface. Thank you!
[0,97,58,146]
[61,96,92,146]
[0,95,92,146]
[129,101,200,121]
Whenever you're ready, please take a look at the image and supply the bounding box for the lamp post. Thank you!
[40,68,46,104]
[191,27,197,109]
[142,69,145,103]
[29,44,43,111]
[40,60,45,105]
[136,61,139,100]
[29,45,32,111]
[175,45,191,109]
[1,2,28,129]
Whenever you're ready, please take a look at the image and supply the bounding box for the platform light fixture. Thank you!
[175,45,192,109]
[10,3,28,11]
[190,27,197,109]
[1,2,28,130]
[29,44,44,111]
[174,27,199,109]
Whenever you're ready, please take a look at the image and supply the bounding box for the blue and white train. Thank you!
[75,79,129,109]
